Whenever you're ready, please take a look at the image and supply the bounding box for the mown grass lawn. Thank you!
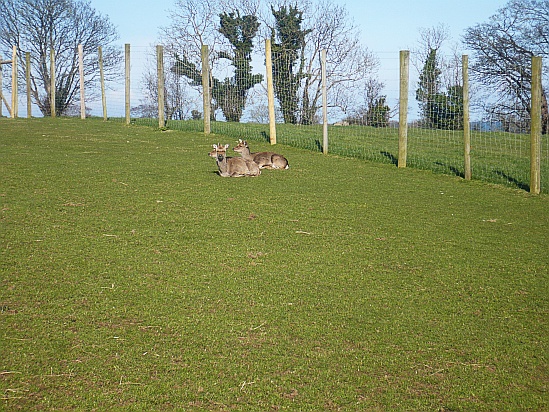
[1,117,547,411]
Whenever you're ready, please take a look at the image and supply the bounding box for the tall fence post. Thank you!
[0,54,4,117]
[26,52,31,118]
[157,45,165,128]
[201,44,211,135]
[0,54,13,117]
[398,50,409,168]
[125,44,130,125]
[463,55,471,180]
[11,46,18,118]
[98,46,107,120]
[78,44,85,119]
[530,56,542,195]
[50,48,55,118]
[321,49,328,154]
[265,39,277,145]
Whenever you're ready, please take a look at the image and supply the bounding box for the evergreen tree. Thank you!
[416,48,441,127]
[425,85,464,130]
[270,5,311,124]
[367,96,391,128]
[216,11,263,122]
[171,11,262,122]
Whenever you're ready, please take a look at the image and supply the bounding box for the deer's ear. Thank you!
[224,144,230,149]
[213,144,218,149]
[238,139,243,143]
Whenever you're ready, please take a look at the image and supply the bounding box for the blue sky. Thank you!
[91,0,508,52]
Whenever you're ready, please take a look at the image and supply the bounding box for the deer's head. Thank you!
[209,144,229,162]
[233,139,249,153]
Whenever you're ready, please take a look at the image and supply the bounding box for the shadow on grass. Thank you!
[380,151,398,166]
[315,140,323,153]
[494,170,530,191]
[435,161,465,178]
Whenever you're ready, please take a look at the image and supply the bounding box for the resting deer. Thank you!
[233,139,289,170]
[208,144,261,177]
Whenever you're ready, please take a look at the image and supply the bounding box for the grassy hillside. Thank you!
[132,118,547,194]
[1,117,547,410]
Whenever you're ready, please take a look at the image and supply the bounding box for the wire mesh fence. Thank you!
[1,42,547,193]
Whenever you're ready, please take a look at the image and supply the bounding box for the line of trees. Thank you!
[0,0,546,133]
[148,0,548,130]
[413,0,548,133]
[152,0,381,125]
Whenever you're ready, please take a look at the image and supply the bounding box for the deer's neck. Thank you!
[238,147,253,161]
[216,154,229,173]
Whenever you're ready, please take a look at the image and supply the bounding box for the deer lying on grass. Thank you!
[233,139,289,170]
[208,144,261,177]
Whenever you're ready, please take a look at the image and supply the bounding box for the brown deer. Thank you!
[233,139,289,170]
[208,144,261,177]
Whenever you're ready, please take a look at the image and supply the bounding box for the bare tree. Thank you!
[0,0,121,116]
[463,0,549,133]
[303,0,379,124]
[160,0,225,67]
[133,49,200,120]
[161,0,261,78]
[411,24,449,72]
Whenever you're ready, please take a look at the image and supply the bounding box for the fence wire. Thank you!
[1,44,547,193]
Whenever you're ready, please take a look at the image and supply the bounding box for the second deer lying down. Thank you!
[233,139,289,170]
[208,144,261,177]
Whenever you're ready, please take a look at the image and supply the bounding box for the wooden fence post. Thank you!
[0,54,13,117]
[463,55,471,180]
[78,44,85,119]
[26,52,31,118]
[50,48,55,118]
[201,44,211,135]
[11,46,18,118]
[125,44,130,125]
[98,46,107,120]
[0,54,4,117]
[398,50,409,168]
[530,56,542,195]
[321,49,328,154]
[157,45,165,128]
[265,39,276,145]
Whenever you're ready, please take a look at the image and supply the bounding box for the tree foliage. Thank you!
[344,79,390,127]
[268,0,380,125]
[416,48,442,124]
[367,97,391,128]
[463,0,549,133]
[170,9,262,122]
[425,85,464,130]
[217,11,263,122]
[0,0,121,116]
[163,0,382,125]
[415,44,463,130]
[270,4,310,124]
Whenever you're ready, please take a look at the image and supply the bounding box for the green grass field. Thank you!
[1,117,548,410]
[133,118,547,194]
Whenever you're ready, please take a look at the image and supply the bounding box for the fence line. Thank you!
[1,43,547,194]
